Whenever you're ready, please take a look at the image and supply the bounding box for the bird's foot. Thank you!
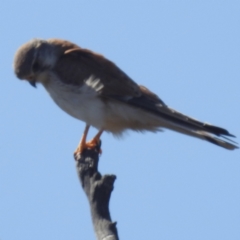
[74,138,102,159]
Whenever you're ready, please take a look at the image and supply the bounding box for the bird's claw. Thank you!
[74,139,102,159]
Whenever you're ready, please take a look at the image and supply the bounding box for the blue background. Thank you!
[1,1,239,239]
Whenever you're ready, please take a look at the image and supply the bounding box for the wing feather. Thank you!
[53,47,141,98]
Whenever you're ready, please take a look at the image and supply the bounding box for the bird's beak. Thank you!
[29,80,37,88]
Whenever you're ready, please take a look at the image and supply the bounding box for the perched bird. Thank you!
[13,38,238,154]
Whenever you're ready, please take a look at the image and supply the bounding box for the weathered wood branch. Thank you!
[74,143,119,240]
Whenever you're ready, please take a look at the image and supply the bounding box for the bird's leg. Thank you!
[74,124,90,156]
[86,129,104,149]
[74,125,104,156]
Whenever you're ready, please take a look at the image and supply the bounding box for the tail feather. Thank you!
[202,124,235,137]
[165,124,238,150]
[203,135,237,150]
[144,105,238,150]
[111,87,238,150]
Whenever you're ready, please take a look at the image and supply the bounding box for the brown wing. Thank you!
[52,47,141,98]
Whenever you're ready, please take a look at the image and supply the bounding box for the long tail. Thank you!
[155,106,238,150]
[161,116,238,150]
[119,86,238,150]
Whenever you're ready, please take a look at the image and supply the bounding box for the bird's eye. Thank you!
[32,61,40,73]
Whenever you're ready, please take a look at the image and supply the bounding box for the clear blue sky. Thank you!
[1,1,240,240]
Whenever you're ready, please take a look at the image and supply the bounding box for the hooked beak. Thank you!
[29,80,37,88]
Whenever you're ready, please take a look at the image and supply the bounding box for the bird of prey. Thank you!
[13,38,238,155]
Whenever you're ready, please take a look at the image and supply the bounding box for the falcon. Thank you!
[13,38,238,154]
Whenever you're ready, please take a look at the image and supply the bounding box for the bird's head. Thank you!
[13,39,58,87]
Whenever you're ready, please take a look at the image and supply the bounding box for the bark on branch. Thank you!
[74,143,119,240]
